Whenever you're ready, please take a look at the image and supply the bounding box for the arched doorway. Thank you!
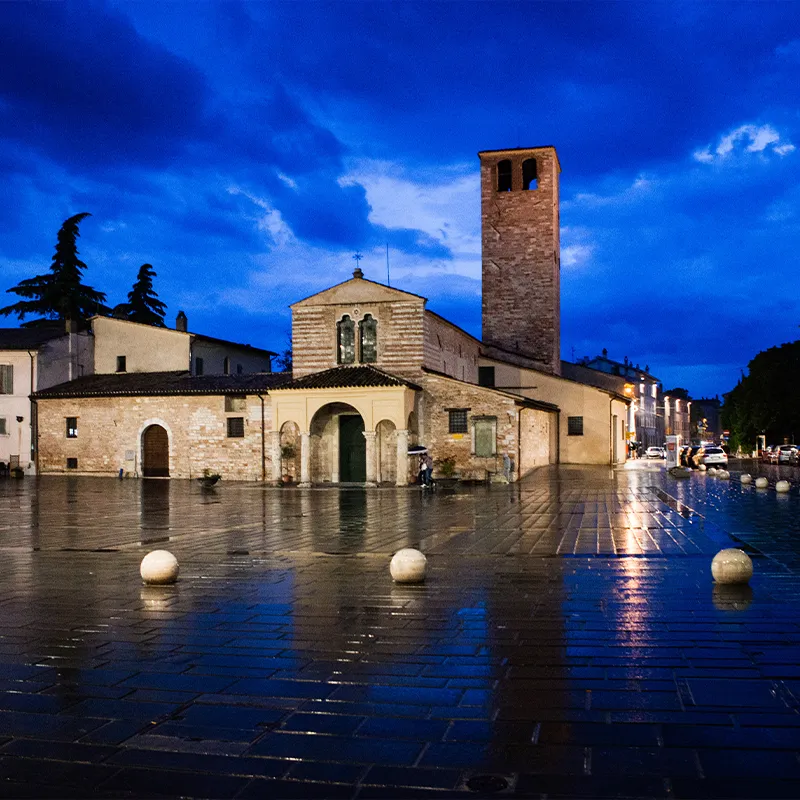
[310,403,366,483]
[142,424,170,477]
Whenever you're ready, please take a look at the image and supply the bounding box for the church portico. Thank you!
[269,365,420,487]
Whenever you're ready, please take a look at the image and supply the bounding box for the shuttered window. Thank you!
[0,365,12,394]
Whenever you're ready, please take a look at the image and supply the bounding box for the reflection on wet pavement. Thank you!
[0,464,798,797]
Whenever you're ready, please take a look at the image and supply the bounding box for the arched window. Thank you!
[359,314,377,363]
[522,158,538,190]
[223,356,230,375]
[337,315,355,364]
[497,159,512,192]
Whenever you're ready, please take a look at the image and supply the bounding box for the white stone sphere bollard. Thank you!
[707,467,717,476]
[140,550,179,585]
[776,480,791,493]
[740,474,752,485]
[390,548,427,584]
[755,477,769,489]
[699,464,707,472]
[711,548,753,585]
[718,470,730,480]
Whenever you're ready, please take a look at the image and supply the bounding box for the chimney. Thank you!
[176,311,187,332]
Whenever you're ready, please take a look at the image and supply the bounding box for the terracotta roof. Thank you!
[274,365,422,392]
[0,326,66,350]
[33,371,291,399]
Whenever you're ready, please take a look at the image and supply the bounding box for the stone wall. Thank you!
[37,394,273,481]
[480,147,561,375]
[291,300,426,380]
[519,406,554,475]
[423,313,481,383]
[420,373,553,481]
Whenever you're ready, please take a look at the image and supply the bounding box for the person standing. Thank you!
[423,453,433,487]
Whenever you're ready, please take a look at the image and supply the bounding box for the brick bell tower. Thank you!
[479,146,561,375]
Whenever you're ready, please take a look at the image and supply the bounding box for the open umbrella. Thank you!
[407,444,428,455]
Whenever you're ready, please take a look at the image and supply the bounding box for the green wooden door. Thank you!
[339,415,366,482]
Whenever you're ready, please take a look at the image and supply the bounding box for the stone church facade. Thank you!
[33,145,629,483]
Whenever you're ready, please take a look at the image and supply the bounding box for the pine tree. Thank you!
[113,263,167,327]
[0,213,109,328]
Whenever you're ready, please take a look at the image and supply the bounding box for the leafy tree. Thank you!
[723,341,800,451]
[0,213,109,327]
[112,263,167,327]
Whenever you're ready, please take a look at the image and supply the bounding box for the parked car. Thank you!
[776,445,797,464]
[764,446,781,464]
[645,446,665,459]
[702,446,728,467]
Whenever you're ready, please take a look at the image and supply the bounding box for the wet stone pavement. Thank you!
[0,463,799,797]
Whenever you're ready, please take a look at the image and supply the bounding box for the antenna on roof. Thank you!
[386,243,390,287]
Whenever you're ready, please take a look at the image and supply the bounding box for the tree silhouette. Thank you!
[113,263,167,327]
[0,213,109,328]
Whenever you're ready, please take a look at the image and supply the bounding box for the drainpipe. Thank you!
[517,405,521,481]
[609,396,618,466]
[28,351,36,472]
[555,410,561,465]
[257,394,266,482]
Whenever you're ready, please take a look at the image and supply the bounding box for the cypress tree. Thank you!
[0,213,109,327]
[113,263,167,327]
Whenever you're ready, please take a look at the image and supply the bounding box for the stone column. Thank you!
[298,432,311,487]
[363,430,377,487]
[271,430,282,484]
[395,429,409,486]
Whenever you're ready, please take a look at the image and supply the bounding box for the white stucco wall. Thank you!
[482,357,629,465]
[92,317,190,374]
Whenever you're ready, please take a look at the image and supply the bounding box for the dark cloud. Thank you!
[0,1,209,168]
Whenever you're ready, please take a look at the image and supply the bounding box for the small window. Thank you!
[359,314,377,363]
[567,416,584,436]
[497,159,512,192]
[227,417,245,438]
[337,315,355,364]
[195,357,204,376]
[66,458,78,470]
[522,158,538,190]
[225,395,247,412]
[223,357,230,375]
[0,365,12,394]
[448,409,468,434]
[478,366,495,388]
[473,417,497,457]
[66,417,78,438]
[116,355,127,373]
[236,364,243,375]
[0,418,7,435]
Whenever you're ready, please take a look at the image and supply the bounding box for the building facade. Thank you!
[32,144,632,483]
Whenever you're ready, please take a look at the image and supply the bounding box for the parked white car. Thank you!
[645,446,666,459]
[702,447,728,467]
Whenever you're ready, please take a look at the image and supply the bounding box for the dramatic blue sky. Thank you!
[1,1,799,397]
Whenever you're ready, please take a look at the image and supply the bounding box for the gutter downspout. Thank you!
[609,396,618,466]
[257,394,266,482]
[28,350,36,474]
[556,410,561,465]
[517,405,521,481]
